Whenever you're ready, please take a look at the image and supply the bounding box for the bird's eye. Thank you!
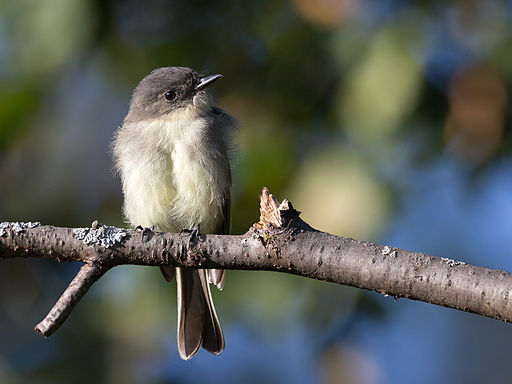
[164,90,177,101]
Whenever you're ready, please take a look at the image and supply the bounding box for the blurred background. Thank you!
[1,0,512,383]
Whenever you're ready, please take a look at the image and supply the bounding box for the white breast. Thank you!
[115,114,228,233]
[170,137,225,232]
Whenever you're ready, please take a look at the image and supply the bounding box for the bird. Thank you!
[112,66,235,360]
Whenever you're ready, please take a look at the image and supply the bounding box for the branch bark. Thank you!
[1,187,511,337]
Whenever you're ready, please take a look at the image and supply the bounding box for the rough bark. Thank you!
[1,187,511,337]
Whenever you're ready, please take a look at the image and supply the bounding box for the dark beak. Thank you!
[195,74,223,91]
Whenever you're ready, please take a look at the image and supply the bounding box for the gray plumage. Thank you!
[112,66,235,359]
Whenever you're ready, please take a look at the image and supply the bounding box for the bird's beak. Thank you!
[195,74,223,91]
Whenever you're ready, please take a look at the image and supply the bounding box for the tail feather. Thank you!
[160,266,176,283]
[176,268,224,360]
[207,269,226,290]
[199,270,225,354]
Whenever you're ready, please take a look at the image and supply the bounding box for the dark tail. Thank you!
[176,268,224,360]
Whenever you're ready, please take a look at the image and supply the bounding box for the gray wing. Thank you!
[207,114,231,291]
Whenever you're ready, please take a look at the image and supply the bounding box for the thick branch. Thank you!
[1,187,511,337]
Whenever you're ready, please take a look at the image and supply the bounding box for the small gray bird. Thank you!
[112,66,235,360]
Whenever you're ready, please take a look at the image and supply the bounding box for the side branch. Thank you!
[1,187,511,337]
[34,263,111,337]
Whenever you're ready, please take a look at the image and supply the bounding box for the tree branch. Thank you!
[34,263,110,336]
[1,187,511,337]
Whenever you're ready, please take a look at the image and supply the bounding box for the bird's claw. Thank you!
[180,224,201,247]
[136,225,154,242]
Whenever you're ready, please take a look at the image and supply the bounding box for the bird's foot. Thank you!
[180,224,201,247]
[136,225,154,242]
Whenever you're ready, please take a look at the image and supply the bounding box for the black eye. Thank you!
[164,90,177,101]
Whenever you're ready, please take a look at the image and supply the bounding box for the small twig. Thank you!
[34,263,111,337]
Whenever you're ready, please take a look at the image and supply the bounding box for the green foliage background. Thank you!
[1,1,511,383]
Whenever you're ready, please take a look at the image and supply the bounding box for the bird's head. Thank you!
[125,66,222,123]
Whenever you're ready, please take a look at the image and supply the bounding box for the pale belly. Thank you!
[122,146,225,233]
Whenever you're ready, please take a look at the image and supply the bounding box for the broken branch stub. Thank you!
[253,186,308,231]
